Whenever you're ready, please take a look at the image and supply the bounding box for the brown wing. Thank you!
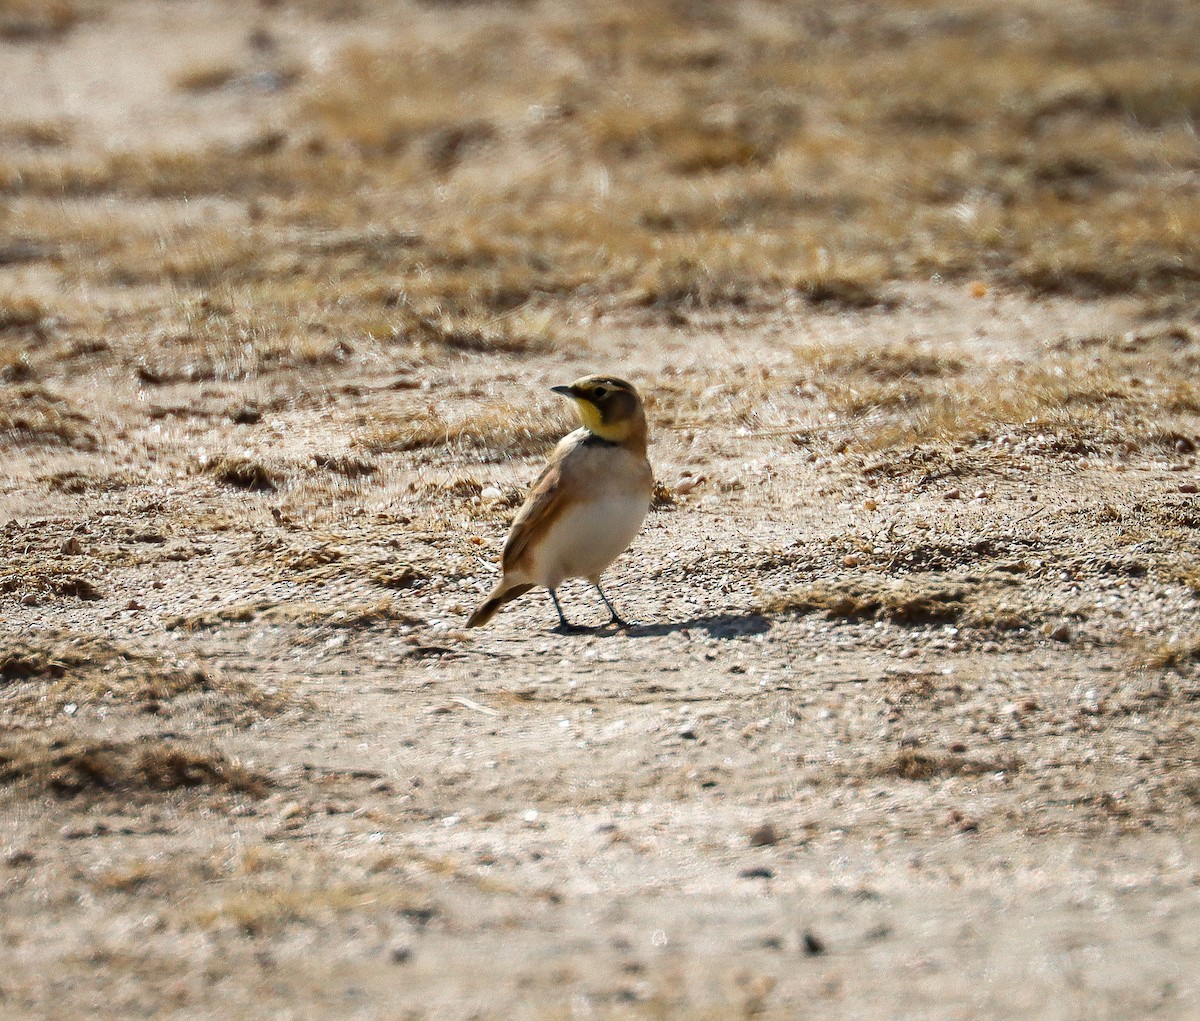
[501,436,584,572]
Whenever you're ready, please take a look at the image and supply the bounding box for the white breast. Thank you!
[527,491,650,589]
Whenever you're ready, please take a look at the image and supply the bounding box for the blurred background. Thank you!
[2,0,1197,385]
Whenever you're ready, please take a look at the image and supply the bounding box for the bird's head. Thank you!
[551,375,645,444]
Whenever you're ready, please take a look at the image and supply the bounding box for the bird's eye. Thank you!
[593,386,608,398]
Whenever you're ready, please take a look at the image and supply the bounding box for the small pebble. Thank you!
[739,866,774,880]
[1046,622,1071,643]
[802,931,826,956]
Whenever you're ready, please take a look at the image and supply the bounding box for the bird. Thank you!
[466,374,654,632]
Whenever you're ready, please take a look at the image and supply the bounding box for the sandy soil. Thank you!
[2,2,1199,1019]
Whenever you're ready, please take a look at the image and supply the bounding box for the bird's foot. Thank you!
[552,620,593,635]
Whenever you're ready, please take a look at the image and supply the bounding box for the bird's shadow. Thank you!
[574,610,772,639]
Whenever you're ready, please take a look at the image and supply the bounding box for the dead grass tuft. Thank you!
[0,733,268,798]
[1173,567,1200,596]
[797,276,898,311]
[0,352,34,382]
[164,600,277,631]
[878,749,1019,781]
[312,453,378,478]
[196,881,436,936]
[357,402,562,456]
[370,563,424,590]
[0,118,73,149]
[0,295,45,330]
[759,580,966,625]
[1140,639,1200,671]
[0,630,289,720]
[166,596,422,631]
[799,344,965,383]
[0,385,98,450]
[402,308,555,354]
[42,468,138,493]
[0,561,103,602]
[651,480,677,510]
[0,0,83,40]
[174,61,241,94]
[204,455,283,491]
[296,596,423,629]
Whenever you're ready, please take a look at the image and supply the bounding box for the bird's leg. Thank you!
[549,589,588,634]
[594,582,631,629]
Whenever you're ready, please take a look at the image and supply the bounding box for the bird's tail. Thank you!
[466,582,535,628]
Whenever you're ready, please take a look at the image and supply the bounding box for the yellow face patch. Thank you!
[572,394,628,441]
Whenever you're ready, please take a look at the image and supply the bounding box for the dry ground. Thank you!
[2,1,1199,1018]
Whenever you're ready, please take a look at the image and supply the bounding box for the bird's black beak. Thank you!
[550,384,577,398]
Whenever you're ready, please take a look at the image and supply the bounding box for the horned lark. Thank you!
[467,375,653,632]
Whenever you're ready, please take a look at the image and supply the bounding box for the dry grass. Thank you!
[1140,639,1200,671]
[1174,566,1200,597]
[370,563,424,590]
[0,2,1193,484]
[203,455,283,491]
[4,0,1196,355]
[789,342,1196,452]
[0,558,103,602]
[356,401,564,456]
[164,600,277,632]
[196,880,436,936]
[0,385,98,450]
[0,352,34,382]
[0,294,46,330]
[41,468,139,493]
[311,453,378,478]
[877,749,1020,782]
[0,0,84,40]
[174,61,241,94]
[758,579,967,625]
[165,596,422,632]
[0,732,268,798]
[0,630,289,720]
[0,118,73,149]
